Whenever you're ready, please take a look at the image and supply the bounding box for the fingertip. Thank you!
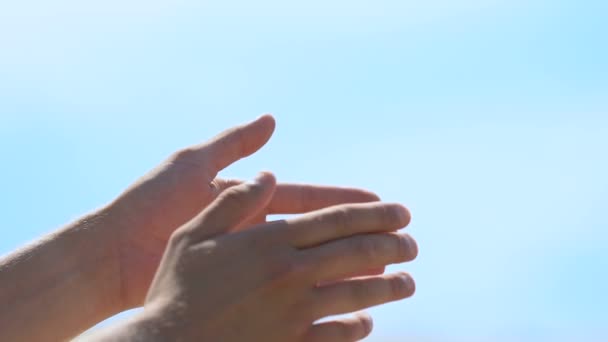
[361,190,381,202]
[243,172,277,205]
[392,203,412,228]
[354,311,374,338]
[255,171,277,187]
[355,312,374,336]
[244,172,276,194]
[249,114,276,145]
[367,267,386,276]
[396,272,416,298]
[255,113,276,132]
[404,206,412,226]
[257,113,275,121]
[403,234,419,261]
[205,115,277,172]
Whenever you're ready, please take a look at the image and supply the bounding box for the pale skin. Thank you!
[0,115,417,341]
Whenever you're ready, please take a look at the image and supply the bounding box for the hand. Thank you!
[137,172,416,342]
[106,115,380,309]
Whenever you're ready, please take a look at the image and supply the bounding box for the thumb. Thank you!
[186,172,277,241]
[200,114,276,176]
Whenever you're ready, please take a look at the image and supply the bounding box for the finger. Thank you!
[213,181,380,212]
[186,172,276,241]
[211,181,382,229]
[305,233,417,282]
[286,202,411,248]
[266,184,380,214]
[304,312,373,342]
[312,273,415,317]
[188,114,276,175]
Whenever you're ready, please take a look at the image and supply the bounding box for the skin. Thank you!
[106,115,384,310]
[0,115,400,341]
[93,172,417,342]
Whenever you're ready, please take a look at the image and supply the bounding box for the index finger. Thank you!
[266,184,380,214]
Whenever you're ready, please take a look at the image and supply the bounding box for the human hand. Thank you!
[136,172,416,342]
[106,115,380,310]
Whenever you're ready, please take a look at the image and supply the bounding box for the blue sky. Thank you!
[1,0,607,340]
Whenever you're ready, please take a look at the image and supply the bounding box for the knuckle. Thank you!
[170,147,198,165]
[291,298,317,327]
[354,237,381,262]
[296,253,317,275]
[389,276,404,299]
[168,229,190,246]
[381,204,399,227]
[350,282,373,304]
[332,208,352,234]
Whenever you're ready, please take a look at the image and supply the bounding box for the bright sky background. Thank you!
[1,0,607,341]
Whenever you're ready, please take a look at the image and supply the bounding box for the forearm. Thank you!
[0,208,122,341]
